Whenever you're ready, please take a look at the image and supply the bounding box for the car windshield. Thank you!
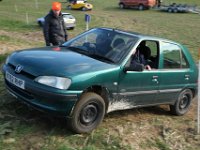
[63,28,138,64]
[63,14,74,19]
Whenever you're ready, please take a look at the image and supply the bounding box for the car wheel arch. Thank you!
[68,85,110,118]
[68,91,106,133]
[170,88,194,116]
[171,88,195,105]
[79,85,110,112]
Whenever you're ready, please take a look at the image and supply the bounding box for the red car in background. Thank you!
[119,0,157,10]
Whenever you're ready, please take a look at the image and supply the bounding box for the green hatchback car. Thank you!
[2,28,198,133]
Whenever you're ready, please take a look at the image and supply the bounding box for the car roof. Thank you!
[62,12,71,15]
[99,27,180,45]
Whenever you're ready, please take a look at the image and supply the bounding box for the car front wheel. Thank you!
[69,92,105,133]
[170,89,193,116]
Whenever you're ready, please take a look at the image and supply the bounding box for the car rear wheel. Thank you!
[173,8,178,13]
[68,92,105,133]
[119,3,125,9]
[67,5,72,10]
[138,4,144,10]
[170,89,193,116]
[82,7,87,11]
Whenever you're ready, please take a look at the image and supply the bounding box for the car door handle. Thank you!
[152,76,159,84]
[185,75,190,80]
[152,76,158,79]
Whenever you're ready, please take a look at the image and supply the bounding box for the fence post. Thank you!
[15,4,18,12]
[198,48,200,134]
[26,12,29,25]
[35,0,38,9]
[85,14,91,31]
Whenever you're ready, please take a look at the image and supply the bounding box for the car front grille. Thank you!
[8,63,36,79]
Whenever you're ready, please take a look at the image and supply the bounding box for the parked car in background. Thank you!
[159,3,200,13]
[119,0,157,10]
[67,0,93,11]
[2,27,198,133]
[37,12,76,30]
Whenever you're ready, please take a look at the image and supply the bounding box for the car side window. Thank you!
[145,40,159,69]
[161,42,189,69]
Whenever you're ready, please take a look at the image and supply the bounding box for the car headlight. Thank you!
[35,76,71,90]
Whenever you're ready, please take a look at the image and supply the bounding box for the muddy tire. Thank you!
[170,89,193,116]
[69,92,105,133]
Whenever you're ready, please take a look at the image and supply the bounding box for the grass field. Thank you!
[0,0,200,149]
[0,0,200,58]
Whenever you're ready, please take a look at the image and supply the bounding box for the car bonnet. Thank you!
[8,47,116,78]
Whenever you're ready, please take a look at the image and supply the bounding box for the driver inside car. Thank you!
[130,42,152,71]
[95,34,112,56]
[82,33,112,56]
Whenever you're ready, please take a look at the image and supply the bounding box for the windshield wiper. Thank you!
[59,44,66,47]
[66,46,89,55]
[89,53,115,63]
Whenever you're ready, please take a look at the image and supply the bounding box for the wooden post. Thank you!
[15,4,18,12]
[198,48,200,134]
[26,12,29,25]
[35,0,38,9]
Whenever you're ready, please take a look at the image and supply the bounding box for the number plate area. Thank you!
[6,71,25,89]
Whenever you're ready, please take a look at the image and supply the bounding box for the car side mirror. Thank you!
[123,66,131,72]
[123,64,144,72]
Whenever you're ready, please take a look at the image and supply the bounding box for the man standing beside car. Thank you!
[43,2,68,46]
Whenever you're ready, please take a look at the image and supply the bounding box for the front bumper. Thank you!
[2,64,82,117]
[65,23,76,29]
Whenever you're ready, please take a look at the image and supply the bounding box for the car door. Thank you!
[156,41,191,104]
[118,70,159,106]
[117,40,160,106]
